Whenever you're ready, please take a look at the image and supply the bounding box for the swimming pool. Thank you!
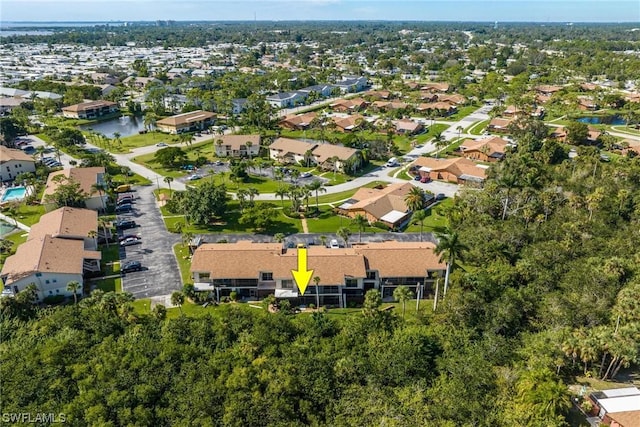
[1,186,27,203]
[0,220,15,236]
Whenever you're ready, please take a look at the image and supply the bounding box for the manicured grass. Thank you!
[113,131,213,154]
[131,139,218,176]
[163,201,302,235]
[404,198,452,233]
[174,243,192,286]
[13,203,46,226]
[315,181,388,205]
[323,300,436,324]
[0,230,29,266]
[131,298,259,319]
[440,138,465,155]
[444,104,480,121]
[466,119,490,135]
[305,205,384,234]
[89,244,122,293]
[34,133,53,143]
[202,173,293,194]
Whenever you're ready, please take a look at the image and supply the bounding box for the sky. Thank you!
[1,0,639,23]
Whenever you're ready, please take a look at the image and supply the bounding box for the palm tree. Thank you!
[66,280,81,305]
[351,214,368,243]
[90,182,108,213]
[412,210,428,242]
[306,180,326,210]
[98,218,110,248]
[337,226,352,248]
[313,276,321,308]
[171,291,185,313]
[245,140,253,160]
[393,285,412,320]
[273,233,285,243]
[456,125,464,139]
[434,228,468,299]
[215,139,224,157]
[404,186,425,212]
[433,132,447,158]
[163,176,174,196]
[275,185,288,209]
[113,131,122,148]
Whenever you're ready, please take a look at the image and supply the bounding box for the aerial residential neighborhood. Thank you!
[0,11,639,427]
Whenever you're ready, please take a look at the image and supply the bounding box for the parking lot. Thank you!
[116,185,182,299]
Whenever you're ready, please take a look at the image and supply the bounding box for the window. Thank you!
[52,279,57,283]
[45,280,50,284]
[261,272,273,281]
[366,271,377,280]
[345,278,358,288]
[281,280,294,289]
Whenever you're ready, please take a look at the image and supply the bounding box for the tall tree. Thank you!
[351,214,368,243]
[434,228,468,299]
[393,285,412,320]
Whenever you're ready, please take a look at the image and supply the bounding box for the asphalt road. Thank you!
[118,185,182,299]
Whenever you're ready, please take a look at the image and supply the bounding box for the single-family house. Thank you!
[394,119,424,135]
[189,240,445,305]
[535,84,564,95]
[42,167,108,211]
[588,387,640,427]
[487,117,514,133]
[436,93,466,105]
[364,90,392,100]
[156,110,216,134]
[459,136,509,162]
[122,76,162,89]
[231,98,248,114]
[62,100,119,119]
[297,84,335,98]
[416,102,457,116]
[0,97,28,115]
[370,101,409,112]
[329,98,369,112]
[578,97,599,111]
[214,134,261,158]
[269,138,317,165]
[266,91,306,109]
[311,143,360,172]
[332,114,365,132]
[336,182,423,229]
[0,145,36,182]
[421,82,450,93]
[279,112,317,130]
[411,156,487,184]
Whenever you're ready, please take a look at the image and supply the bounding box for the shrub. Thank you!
[43,295,65,305]
[371,221,390,231]
[229,291,239,302]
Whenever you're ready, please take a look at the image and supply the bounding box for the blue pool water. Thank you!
[0,220,15,236]
[577,116,626,125]
[1,186,27,202]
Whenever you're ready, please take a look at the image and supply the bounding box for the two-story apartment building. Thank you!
[156,110,216,134]
[62,100,119,119]
[190,241,445,306]
[42,167,108,211]
[0,145,36,182]
[1,206,101,301]
[214,135,261,158]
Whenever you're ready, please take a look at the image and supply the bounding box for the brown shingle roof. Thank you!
[461,136,509,157]
[215,134,260,150]
[412,157,487,180]
[270,137,316,156]
[62,100,117,113]
[28,207,97,241]
[190,241,444,284]
[42,167,105,202]
[0,235,101,285]
[346,182,413,220]
[421,82,450,92]
[0,145,34,163]
[312,143,358,163]
[606,410,640,427]
[488,117,513,129]
[156,110,215,126]
[353,241,445,277]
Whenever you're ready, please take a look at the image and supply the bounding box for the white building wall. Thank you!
[1,159,36,181]
[5,272,83,301]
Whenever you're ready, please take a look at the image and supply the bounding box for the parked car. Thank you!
[156,142,168,147]
[329,239,340,249]
[117,194,134,203]
[300,172,312,178]
[115,204,132,213]
[119,233,141,241]
[188,174,203,181]
[435,193,446,201]
[117,198,133,206]
[116,220,136,229]
[121,261,142,273]
[120,237,141,247]
[420,176,431,183]
[115,184,131,193]
[413,175,421,181]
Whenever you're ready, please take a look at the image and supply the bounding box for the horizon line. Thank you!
[1,19,639,24]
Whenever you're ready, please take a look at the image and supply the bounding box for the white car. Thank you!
[120,237,141,247]
[188,174,203,181]
[156,142,168,147]
[300,172,312,178]
[329,239,340,249]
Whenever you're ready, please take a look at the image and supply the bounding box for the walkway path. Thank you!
[0,212,31,233]
[300,216,309,233]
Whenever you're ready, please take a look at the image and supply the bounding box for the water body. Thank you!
[0,220,15,237]
[577,115,626,125]
[79,116,146,138]
[0,30,53,37]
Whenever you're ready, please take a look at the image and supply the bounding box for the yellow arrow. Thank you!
[291,248,314,295]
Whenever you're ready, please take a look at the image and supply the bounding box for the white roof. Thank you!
[603,387,640,398]
[380,210,407,223]
[419,166,432,172]
[599,396,640,414]
[338,202,354,209]
[194,283,214,291]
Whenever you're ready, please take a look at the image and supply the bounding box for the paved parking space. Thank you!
[117,186,182,299]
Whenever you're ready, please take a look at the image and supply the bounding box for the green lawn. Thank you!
[174,243,192,286]
[305,205,388,234]
[444,104,480,121]
[131,139,218,177]
[111,132,215,154]
[13,203,46,226]
[0,230,29,266]
[131,298,259,319]
[89,244,122,293]
[163,201,302,235]
[466,119,490,135]
[404,198,452,233]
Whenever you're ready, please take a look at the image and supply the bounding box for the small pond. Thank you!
[79,116,146,138]
[577,116,626,126]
